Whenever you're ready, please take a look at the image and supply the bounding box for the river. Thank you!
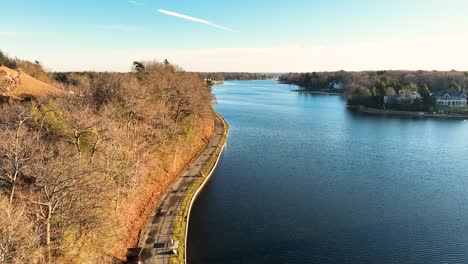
[187,80,468,264]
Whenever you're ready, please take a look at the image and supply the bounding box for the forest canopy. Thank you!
[280,70,468,112]
[279,70,468,94]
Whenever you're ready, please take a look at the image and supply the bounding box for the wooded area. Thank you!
[280,71,468,93]
[0,52,215,263]
[280,70,468,111]
[197,72,276,81]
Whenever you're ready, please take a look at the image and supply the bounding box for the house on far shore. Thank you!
[384,91,421,105]
[433,90,467,107]
[328,81,344,90]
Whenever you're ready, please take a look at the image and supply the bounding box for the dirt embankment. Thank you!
[0,66,62,100]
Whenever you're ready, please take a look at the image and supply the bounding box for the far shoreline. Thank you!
[291,89,343,96]
[350,106,468,120]
[221,81,468,120]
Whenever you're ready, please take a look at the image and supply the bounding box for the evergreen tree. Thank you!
[133,61,145,73]
[418,84,432,105]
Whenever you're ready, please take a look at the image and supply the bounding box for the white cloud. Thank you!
[32,39,468,72]
[0,32,21,37]
[97,25,144,32]
[0,32,52,37]
[157,9,236,32]
[128,0,144,6]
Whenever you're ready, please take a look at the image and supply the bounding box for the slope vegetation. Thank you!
[0,58,215,263]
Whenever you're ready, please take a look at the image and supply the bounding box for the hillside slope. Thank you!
[0,66,62,100]
[0,60,215,263]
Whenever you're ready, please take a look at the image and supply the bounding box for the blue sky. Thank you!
[1,0,468,71]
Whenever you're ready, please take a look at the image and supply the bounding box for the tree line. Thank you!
[0,55,215,263]
[197,72,277,81]
[280,70,468,110]
[0,50,51,84]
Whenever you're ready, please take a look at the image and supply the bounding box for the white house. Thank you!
[328,81,344,90]
[433,90,467,107]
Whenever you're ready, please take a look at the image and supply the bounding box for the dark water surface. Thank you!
[187,80,468,264]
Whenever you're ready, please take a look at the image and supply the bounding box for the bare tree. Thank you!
[0,198,42,264]
[0,114,35,204]
[30,149,80,262]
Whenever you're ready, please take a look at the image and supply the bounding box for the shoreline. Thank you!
[135,114,229,264]
[351,107,468,119]
[183,115,229,263]
[291,89,343,96]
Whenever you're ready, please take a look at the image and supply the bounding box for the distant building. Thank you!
[329,81,344,90]
[384,91,421,105]
[433,90,467,107]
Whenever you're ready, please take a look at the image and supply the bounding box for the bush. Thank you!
[0,50,18,69]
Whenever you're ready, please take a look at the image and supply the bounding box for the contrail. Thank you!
[157,9,236,32]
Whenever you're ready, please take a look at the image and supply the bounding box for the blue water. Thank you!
[187,80,468,264]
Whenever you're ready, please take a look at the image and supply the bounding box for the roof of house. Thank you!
[433,90,467,98]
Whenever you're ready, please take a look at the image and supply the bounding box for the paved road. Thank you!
[137,117,226,264]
